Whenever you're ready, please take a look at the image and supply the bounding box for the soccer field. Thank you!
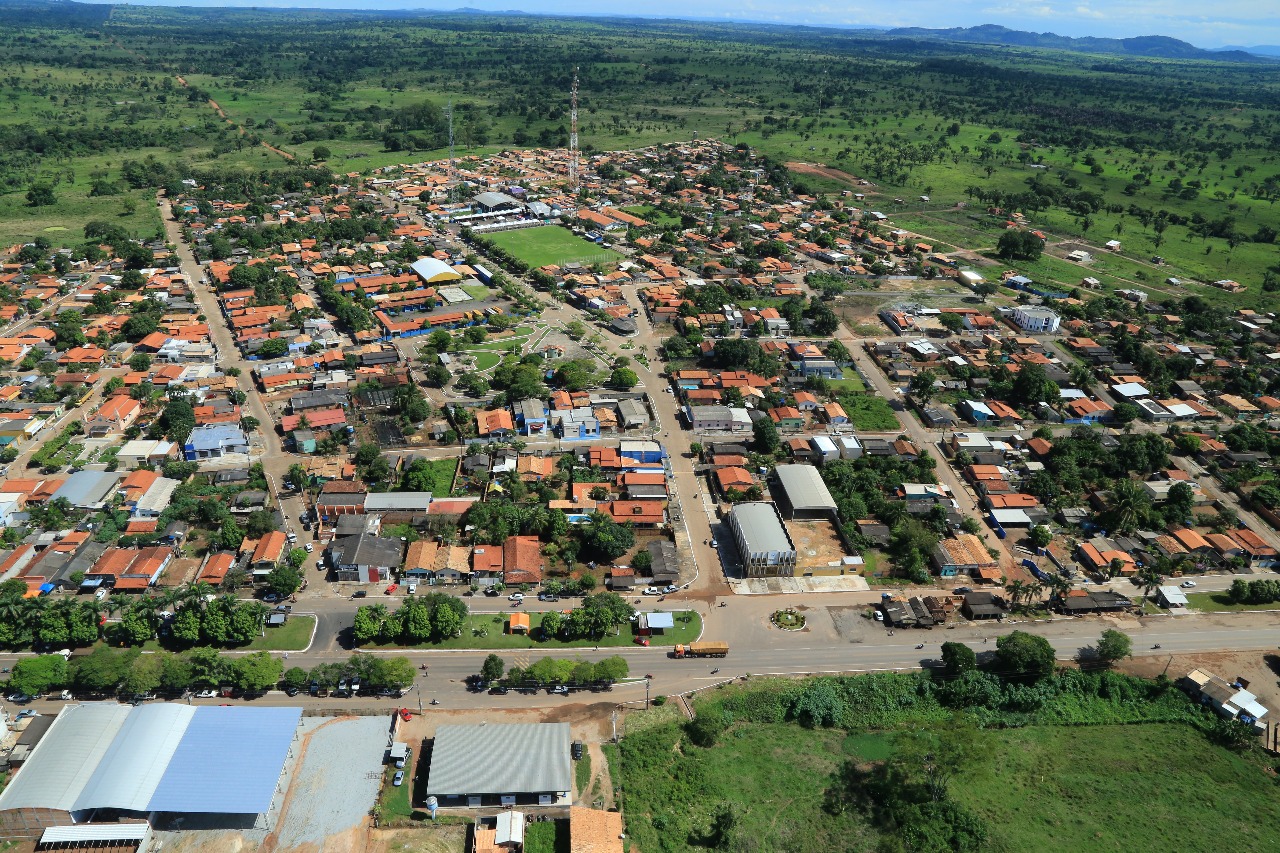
[485,226,623,269]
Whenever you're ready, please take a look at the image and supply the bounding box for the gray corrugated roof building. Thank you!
[728,502,797,578]
[51,471,122,510]
[426,723,571,802]
[771,464,838,519]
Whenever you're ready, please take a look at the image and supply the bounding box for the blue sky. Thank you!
[99,0,1280,48]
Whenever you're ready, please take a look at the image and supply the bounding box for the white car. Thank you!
[304,542,314,553]
[643,587,661,596]
[1180,580,1197,588]
[195,690,217,699]
[508,592,524,602]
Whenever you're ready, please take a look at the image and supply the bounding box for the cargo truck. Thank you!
[672,642,729,658]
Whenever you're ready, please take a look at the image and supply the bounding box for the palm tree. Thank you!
[1105,479,1151,535]
[1005,579,1027,610]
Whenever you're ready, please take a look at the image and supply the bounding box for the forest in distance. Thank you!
[2,0,1280,303]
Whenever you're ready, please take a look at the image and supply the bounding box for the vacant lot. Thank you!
[838,394,900,431]
[484,226,622,269]
[617,710,1280,853]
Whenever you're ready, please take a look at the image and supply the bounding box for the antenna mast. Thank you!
[568,67,579,192]
[446,97,455,178]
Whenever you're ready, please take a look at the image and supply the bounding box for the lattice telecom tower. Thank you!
[446,97,455,176]
[568,67,579,192]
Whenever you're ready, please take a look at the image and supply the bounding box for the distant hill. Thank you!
[882,24,1263,62]
[1214,45,1280,57]
[0,0,112,26]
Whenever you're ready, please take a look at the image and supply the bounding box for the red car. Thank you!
[385,584,399,594]
[398,708,412,722]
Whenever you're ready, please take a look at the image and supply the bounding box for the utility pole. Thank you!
[568,67,579,193]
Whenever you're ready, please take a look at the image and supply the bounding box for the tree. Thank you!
[1095,629,1132,665]
[540,609,565,639]
[996,230,1043,261]
[581,512,635,562]
[9,654,68,696]
[481,653,506,682]
[609,367,638,389]
[1164,482,1196,523]
[122,653,164,696]
[994,630,1056,683]
[1028,525,1053,549]
[26,184,56,207]
[909,368,938,403]
[312,145,332,161]
[373,656,417,689]
[934,311,966,335]
[282,666,309,691]
[1112,401,1140,427]
[940,642,977,678]
[265,564,303,596]
[257,338,288,358]
[230,651,283,693]
[753,416,780,454]
[892,715,987,803]
[72,646,136,694]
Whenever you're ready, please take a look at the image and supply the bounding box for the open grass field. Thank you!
[839,394,900,431]
[618,710,1280,853]
[483,226,623,270]
[1186,592,1280,613]
[409,458,457,496]
[471,352,503,371]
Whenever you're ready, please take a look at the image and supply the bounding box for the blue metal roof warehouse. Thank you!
[0,703,301,838]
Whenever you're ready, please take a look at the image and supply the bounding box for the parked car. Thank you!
[642,586,661,596]
[549,685,570,695]
[398,708,412,721]
[351,590,367,599]
[538,593,559,602]
[489,685,509,695]
[1181,580,1197,588]
[571,740,584,760]
[385,584,399,595]
[6,693,32,704]
[953,586,972,594]
[395,754,406,769]
[195,689,217,699]
[662,585,678,594]
[392,771,404,787]
[376,688,398,698]
[407,582,417,595]
[262,592,281,603]
[709,539,718,548]
[304,543,314,553]
[508,592,524,602]
[284,686,299,697]
[15,710,40,721]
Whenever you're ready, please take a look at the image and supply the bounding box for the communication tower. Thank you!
[568,67,579,192]
[446,97,455,177]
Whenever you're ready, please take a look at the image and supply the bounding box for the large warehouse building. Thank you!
[0,703,302,840]
[770,464,838,521]
[426,723,572,808]
[728,502,797,577]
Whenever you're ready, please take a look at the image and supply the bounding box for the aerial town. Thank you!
[2,133,1280,850]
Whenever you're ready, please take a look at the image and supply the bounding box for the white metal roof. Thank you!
[73,704,195,812]
[41,824,149,843]
[426,723,571,797]
[0,703,132,812]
